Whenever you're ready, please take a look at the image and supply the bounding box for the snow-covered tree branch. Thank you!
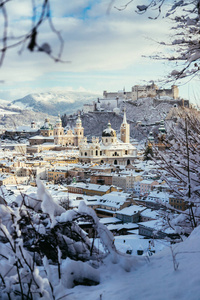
[112,0,200,81]
[152,107,200,235]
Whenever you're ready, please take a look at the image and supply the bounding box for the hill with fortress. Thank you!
[63,83,189,142]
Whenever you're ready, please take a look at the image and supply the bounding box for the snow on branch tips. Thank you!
[36,178,65,227]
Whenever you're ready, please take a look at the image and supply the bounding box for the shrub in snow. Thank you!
[0,180,139,298]
[61,259,100,288]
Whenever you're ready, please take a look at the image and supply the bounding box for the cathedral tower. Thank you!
[54,114,64,145]
[120,109,130,143]
[74,115,84,146]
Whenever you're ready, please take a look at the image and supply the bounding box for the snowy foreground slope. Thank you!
[71,227,200,300]
[1,180,199,300]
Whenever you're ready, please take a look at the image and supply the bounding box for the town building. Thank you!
[136,179,159,196]
[90,173,113,185]
[95,191,132,218]
[4,122,39,139]
[79,110,137,165]
[112,172,142,192]
[169,195,188,211]
[67,182,120,196]
[116,205,146,223]
[54,114,84,147]
[29,115,85,149]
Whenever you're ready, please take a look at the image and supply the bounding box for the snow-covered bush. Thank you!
[0,179,127,298]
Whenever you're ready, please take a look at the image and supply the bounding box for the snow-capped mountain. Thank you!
[8,91,100,116]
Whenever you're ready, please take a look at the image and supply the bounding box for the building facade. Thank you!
[79,111,137,165]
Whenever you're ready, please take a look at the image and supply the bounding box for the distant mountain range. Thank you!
[6,91,100,116]
[0,91,100,128]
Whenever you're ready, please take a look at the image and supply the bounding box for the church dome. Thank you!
[102,122,116,137]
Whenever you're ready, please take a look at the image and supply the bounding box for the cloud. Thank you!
[0,0,172,99]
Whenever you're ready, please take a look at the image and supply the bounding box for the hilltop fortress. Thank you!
[103,83,179,101]
[83,83,189,114]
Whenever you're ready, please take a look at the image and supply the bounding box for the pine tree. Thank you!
[144,142,154,161]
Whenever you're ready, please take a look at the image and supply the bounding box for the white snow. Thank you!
[67,225,200,300]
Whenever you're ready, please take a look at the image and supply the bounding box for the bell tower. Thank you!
[54,114,64,145]
[74,114,84,146]
[120,108,130,143]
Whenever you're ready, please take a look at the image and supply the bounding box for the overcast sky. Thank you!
[0,0,199,103]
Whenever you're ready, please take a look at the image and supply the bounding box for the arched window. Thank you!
[114,159,117,165]
[114,152,117,156]
[106,139,108,143]
[96,150,98,156]
[85,152,87,156]
[127,159,130,165]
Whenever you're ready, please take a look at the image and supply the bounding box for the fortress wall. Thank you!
[153,98,189,107]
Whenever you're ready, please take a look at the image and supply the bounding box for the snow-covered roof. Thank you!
[140,209,160,219]
[29,135,46,139]
[0,173,13,180]
[100,139,136,151]
[68,182,113,192]
[6,125,38,133]
[141,179,157,184]
[138,220,175,234]
[99,217,121,225]
[146,191,170,203]
[98,191,130,209]
[116,205,146,216]
[107,223,138,231]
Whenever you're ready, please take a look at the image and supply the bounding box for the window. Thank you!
[85,152,87,156]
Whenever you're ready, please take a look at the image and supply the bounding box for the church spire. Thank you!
[123,107,127,124]
[120,107,130,143]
